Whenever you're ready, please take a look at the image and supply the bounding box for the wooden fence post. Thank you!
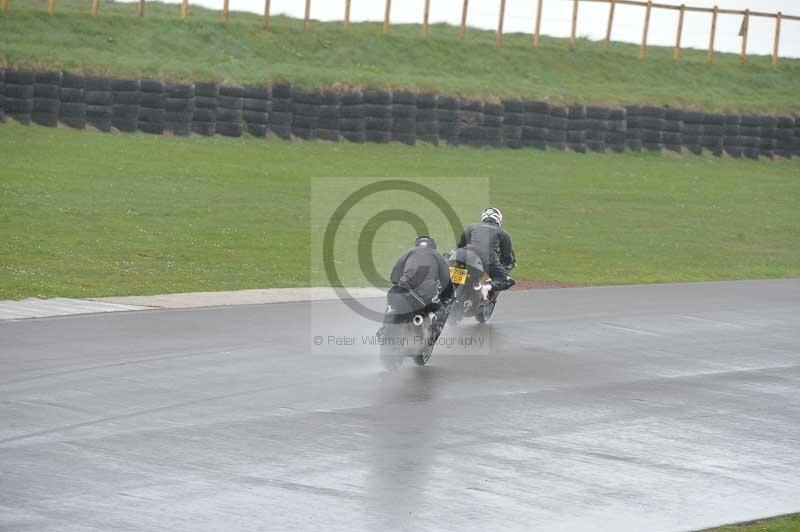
[673,4,684,60]
[459,0,468,40]
[344,0,351,31]
[383,0,391,34]
[263,0,271,30]
[423,0,431,36]
[138,0,145,17]
[48,0,55,16]
[533,0,543,47]
[772,12,782,69]
[497,0,506,47]
[569,0,578,51]
[181,0,188,20]
[706,6,718,64]
[604,0,615,49]
[91,0,99,16]
[639,0,651,59]
[223,0,229,22]
[739,10,748,64]
[304,0,311,31]
[1,0,8,13]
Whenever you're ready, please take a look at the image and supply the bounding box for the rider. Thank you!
[458,207,516,299]
[385,235,454,340]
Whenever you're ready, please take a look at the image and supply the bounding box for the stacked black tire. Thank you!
[640,106,665,152]
[166,83,194,136]
[269,83,293,140]
[292,88,321,140]
[481,103,504,148]
[585,106,609,153]
[547,106,568,151]
[5,70,35,125]
[59,73,86,129]
[521,101,549,150]
[243,85,270,138]
[217,85,243,137]
[339,91,365,144]
[795,120,800,158]
[364,90,392,144]
[662,109,683,153]
[567,105,588,153]
[457,99,484,147]
[138,79,166,135]
[702,113,725,157]
[391,91,416,146]
[501,99,524,149]
[85,76,112,132]
[436,96,459,145]
[607,109,626,153]
[759,116,778,159]
[111,79,140,132]
[416,94,438,145]
[32,71,61,128]
[722,114,742,158]
[775,116,794,159]
[193,82,218,136]
[681,111,704,155]
[624,106,643,151]
[738,114,761,159]
[317,91,341,142]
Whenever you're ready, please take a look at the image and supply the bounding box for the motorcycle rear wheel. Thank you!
[475,301,496,323]
[378,324,405,371]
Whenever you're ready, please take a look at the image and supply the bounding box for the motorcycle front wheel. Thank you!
[413,350,432,366]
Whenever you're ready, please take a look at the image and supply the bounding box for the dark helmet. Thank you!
[414,235,437,250]
[481,207,503,226]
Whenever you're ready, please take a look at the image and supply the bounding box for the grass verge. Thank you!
[702,513,800,531]
[1,122,798,299]
[1,0,799,113]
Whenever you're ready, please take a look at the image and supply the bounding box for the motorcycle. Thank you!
[377,286,443,370]
[445,247,508,324]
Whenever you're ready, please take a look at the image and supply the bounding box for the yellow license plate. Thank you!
[449,266,468,285]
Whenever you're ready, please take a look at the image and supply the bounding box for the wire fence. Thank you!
[2,0,797,67]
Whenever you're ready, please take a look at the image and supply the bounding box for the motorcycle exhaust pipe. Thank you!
[413,314,424,327]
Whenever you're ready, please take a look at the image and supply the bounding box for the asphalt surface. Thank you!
[1,279,799,532]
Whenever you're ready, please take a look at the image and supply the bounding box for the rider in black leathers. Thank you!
[383,235,454,340]
[458,207,516,299]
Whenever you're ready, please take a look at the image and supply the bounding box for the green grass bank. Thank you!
[1,0,799,113]
[703,513,800,532]
[1,123,798,299]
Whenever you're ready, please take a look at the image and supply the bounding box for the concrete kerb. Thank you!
[90,286,387,309]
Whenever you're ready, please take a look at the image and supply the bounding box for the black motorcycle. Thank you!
[377,286,443,370]
[445,247,507,324]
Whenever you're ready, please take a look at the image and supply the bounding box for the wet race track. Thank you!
[1,280,799,532]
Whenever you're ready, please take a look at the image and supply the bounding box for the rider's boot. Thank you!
[481,281,493,302]
[487,277,515,300]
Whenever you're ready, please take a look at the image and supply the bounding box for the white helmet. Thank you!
[481,207,503,226]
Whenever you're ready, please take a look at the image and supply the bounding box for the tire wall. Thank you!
[217,84,243,137]
[270,83,292,140]
[5,69,35,125]
[85,75,112,132]
[138,78,165,135]
[0,70,797,159]
[244,84,270,138]
[112,78,140,133]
